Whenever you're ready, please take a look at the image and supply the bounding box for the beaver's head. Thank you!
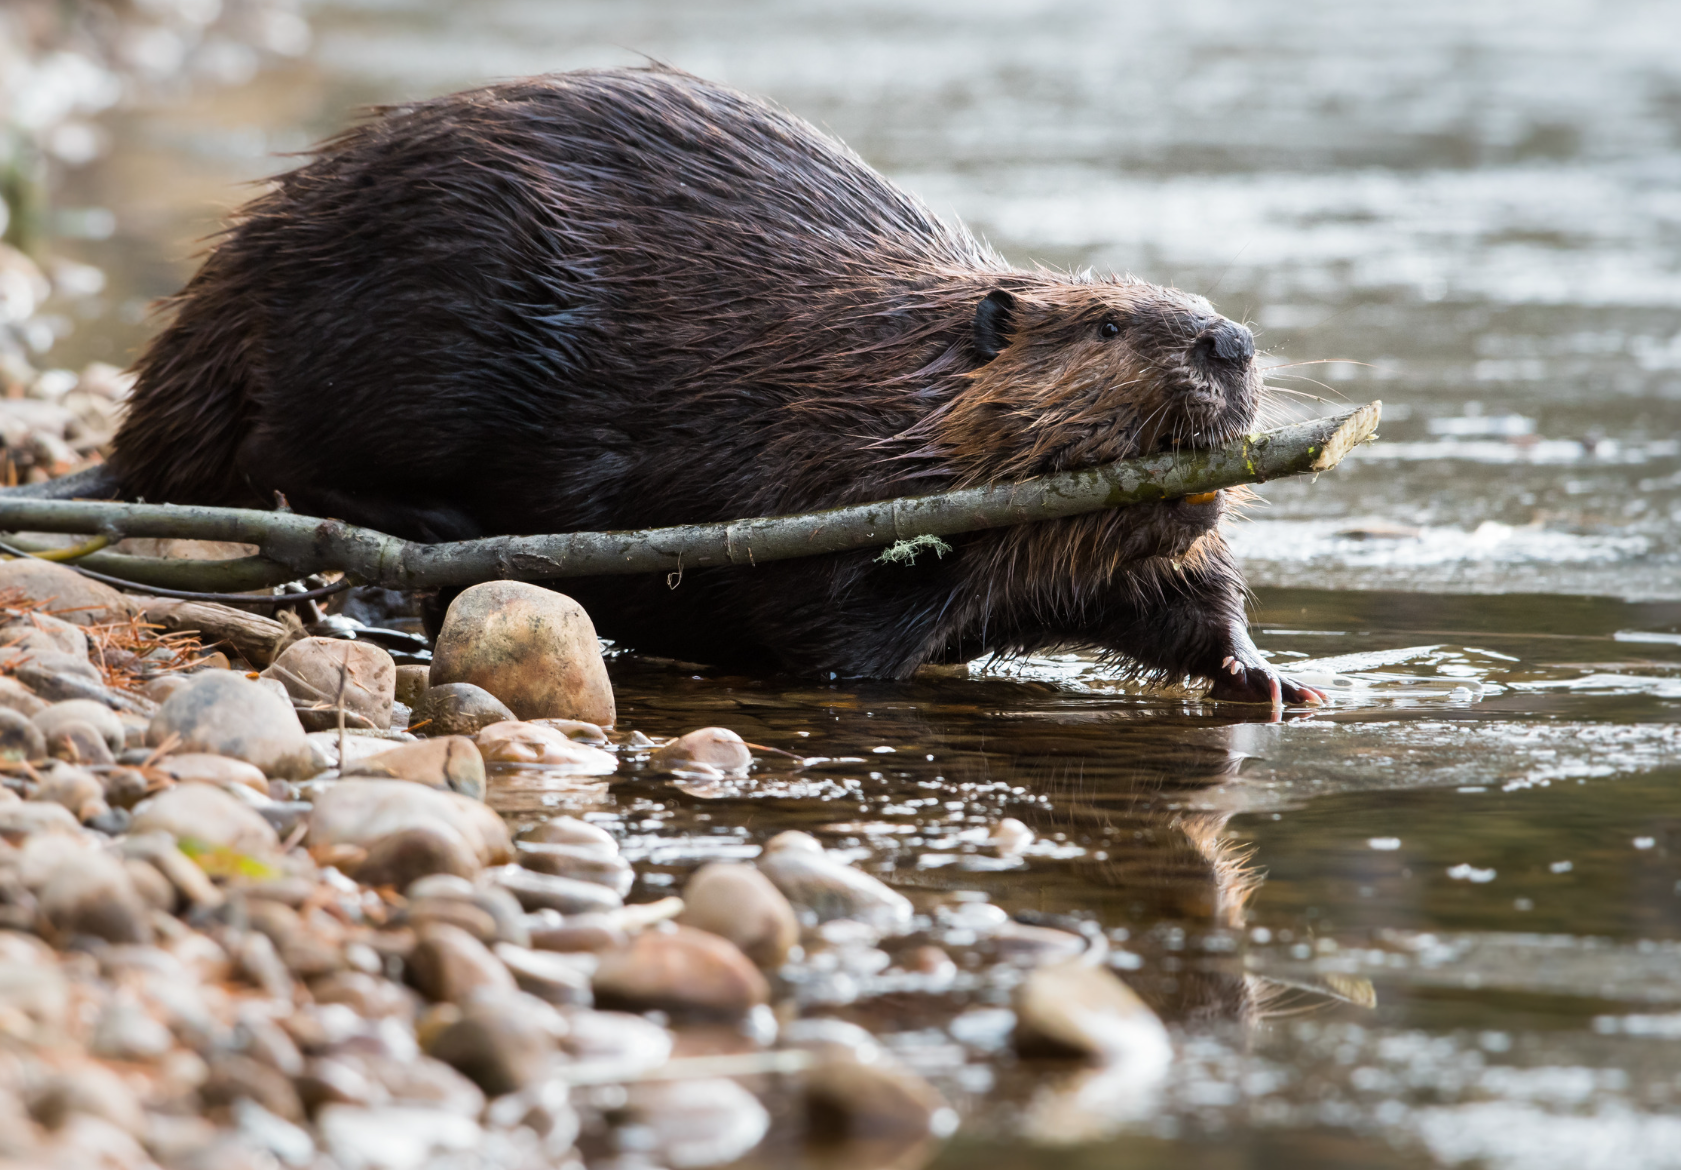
[934,278,1261,488]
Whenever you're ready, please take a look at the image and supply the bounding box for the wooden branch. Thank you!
[0,402,1379,591]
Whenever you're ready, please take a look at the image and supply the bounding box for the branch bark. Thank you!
[0,402,1380,591]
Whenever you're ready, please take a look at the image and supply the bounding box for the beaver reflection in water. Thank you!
[106,66,1323,706]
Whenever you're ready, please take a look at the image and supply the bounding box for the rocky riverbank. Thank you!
[0,560,1171,1169]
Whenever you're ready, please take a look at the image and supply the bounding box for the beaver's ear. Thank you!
[973,289,1017,362]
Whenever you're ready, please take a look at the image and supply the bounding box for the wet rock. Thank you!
[423,992,561,1096]
[418,682,513,737]
[561,1008,673,1075]
[622,1078,771,1170]
[678,861,799,968]
[429,582,615,726]
[486,865,624,916]
[34,699,124,755]
[1012,961,1173,1067]
[152,752,270,795]
[650,726,753,777]
[0,676,49,718]
[406,922,517,1003]
[991,921,1089,965]
[493,942,593,1005]
[593,923,769,1017]
[784,1018,957,1145]
[318,1104,482,1170]
[522,815,617,851]
[36,846,153,944]
[515,841,634,896]
[0,559,133,625]
[31,763,107,822]
[131,784,280,856]
[343,736,486,799]
[307,780,512,885]
[393,663,430,709]
[529,718,609,745]
[0,707,45,760]
[475,720,618,773]
[261,637,395,732]
[990,817,1035,855]
[146,672,315,779]
[758,831,914,933]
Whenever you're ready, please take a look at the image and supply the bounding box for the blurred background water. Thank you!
[6,2,1681,1168]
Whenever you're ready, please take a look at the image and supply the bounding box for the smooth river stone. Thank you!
[145,672,316,779]
[429,582,615,727]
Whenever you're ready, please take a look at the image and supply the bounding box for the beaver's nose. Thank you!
[1191,320,1255,370]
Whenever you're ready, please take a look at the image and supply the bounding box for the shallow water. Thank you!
[31,1,1681,1165]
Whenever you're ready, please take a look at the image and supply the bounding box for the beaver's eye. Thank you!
[1099,320,1120,340]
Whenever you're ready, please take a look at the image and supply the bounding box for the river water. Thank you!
[40,1,1681,1166]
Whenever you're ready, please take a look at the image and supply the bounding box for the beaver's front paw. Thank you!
[1208,655,1327,710]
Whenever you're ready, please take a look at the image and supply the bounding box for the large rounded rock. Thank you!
[261,637,395,732]
[593,924,769,1017]
[418,683,513,737]
[130,784,281,856]
[678,862,799,969]
[429,583,614,727]
[343,737,486,800]
[306,779,512,882]
[757,831,913,933]
[0,560,133,625]
[146,672,315,779]
[1012,961,1173,1067]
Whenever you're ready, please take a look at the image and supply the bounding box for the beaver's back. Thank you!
[112,67,1001,537]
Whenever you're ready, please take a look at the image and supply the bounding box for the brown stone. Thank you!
[474,720,617,772]
[394,663,430,709]
[678,861,800,968]
[344,736,486,800]
[429,582,614,726]
[261,637,396,732]
[650,727,753,776]
[592,924,768,1017]
[418,683,514,737]
[1012,961,1173,1065]
[407,922,517,1004]
[306,779,511,878]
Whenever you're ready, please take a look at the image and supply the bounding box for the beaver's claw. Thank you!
[1208,654,1327,711]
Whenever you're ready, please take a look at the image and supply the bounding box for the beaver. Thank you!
[96,65,1321,706]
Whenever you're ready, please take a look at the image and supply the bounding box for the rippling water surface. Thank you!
[42,2,1681,1166]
